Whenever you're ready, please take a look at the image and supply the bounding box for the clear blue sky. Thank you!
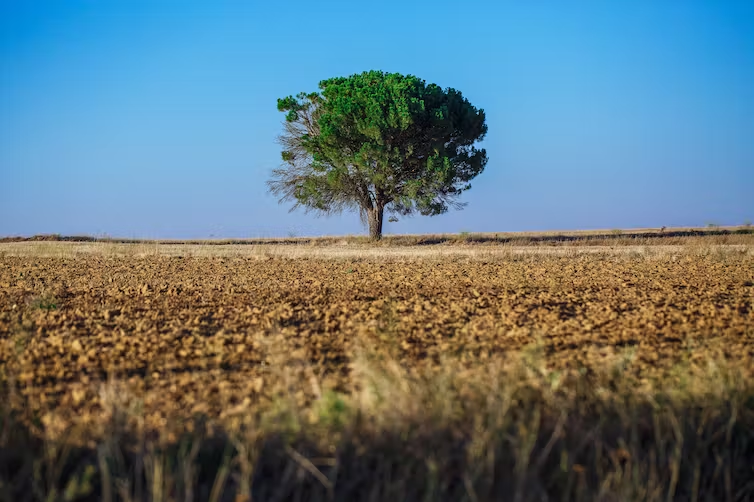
[1,0,752,238]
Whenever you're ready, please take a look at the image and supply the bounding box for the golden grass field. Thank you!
[1,229,753,501]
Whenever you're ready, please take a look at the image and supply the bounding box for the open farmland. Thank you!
[1,235,754,501]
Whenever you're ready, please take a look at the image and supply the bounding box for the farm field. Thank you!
[1,236,753,501]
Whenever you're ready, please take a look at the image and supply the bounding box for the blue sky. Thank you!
[1,0,752,238]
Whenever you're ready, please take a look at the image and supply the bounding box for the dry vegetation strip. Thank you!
[2,225,753,248]
[1,243,753,500]
[2,240,754,260]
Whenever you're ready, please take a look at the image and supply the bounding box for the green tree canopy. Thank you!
[268,70,488,239]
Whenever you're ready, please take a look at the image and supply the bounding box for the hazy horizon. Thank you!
[2,1,753,239]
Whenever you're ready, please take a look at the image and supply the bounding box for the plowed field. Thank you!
[1,246,752,440]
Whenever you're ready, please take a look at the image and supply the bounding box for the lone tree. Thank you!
[268,70,488,240]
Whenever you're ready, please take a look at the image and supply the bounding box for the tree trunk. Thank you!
[367,205,384,240]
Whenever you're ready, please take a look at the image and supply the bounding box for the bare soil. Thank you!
[1,248,752,441]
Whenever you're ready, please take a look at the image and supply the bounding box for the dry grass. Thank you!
[1,240,752,260]
[1,226,752,260]
[1,345,753,501]
[1,225,753,248]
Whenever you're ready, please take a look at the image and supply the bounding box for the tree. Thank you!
[268,70,488,240]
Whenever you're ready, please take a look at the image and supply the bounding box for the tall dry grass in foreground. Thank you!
[1,341,753,502]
